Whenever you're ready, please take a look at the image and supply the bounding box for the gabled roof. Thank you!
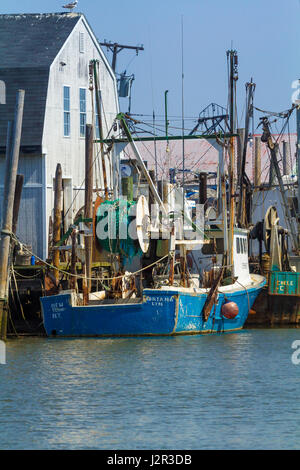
[0,13,81,68]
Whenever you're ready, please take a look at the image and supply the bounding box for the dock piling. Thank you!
[52,163,63,285]
[0,90,25,340]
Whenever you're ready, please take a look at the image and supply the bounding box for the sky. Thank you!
[1,0,299,133]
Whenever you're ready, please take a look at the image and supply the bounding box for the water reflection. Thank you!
[1,330,300,449]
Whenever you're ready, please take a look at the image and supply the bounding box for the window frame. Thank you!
[63,86,71,137]
[79,87,86,138]
[79,32,85,53]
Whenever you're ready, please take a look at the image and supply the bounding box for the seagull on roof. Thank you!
[62,1,78,11]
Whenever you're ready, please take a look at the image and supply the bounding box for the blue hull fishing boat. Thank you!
[41,277,265,337]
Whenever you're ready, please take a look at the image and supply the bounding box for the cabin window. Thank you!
[236,237,240,254]
[79,88,86,137]
[79,32,85,53]
[63,86,70,137]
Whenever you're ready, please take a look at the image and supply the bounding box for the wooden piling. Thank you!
[12,174,24,235]
[70,229,77,291]
[52,163,63,285]
[0,90,25,340]
[83,124,94,302]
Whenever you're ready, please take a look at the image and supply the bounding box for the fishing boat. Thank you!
[40,55,265,337]
[41,228,265,337]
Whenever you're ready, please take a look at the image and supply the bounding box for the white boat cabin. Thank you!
[233,229,251,284]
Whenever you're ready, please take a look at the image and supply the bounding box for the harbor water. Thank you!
[1,328,300,450]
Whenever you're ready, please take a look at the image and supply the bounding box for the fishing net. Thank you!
[95,199,141,257]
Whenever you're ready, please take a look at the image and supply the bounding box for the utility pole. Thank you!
[0,89,25,340]
[99,41,144,73]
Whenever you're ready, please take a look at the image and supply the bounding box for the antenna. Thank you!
[181,15,185,212]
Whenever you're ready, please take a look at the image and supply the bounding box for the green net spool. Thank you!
[95,199,141,258]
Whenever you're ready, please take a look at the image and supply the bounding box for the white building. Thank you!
[0,13,120,258]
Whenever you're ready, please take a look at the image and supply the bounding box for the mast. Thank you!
[227,49,238,270]
[237,79,255,227]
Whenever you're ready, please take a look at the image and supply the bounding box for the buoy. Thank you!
[221,301,239,319]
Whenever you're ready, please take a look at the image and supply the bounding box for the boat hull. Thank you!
[40,278,265,337]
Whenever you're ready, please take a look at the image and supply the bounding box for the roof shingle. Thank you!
[0,13,81,68]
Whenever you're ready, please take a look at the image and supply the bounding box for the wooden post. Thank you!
[254,137,261,187]
[12,174,24,235]
[70,229,77,291]
[52,163,62,285]
[84,124,94,302]
[0,90,25,340]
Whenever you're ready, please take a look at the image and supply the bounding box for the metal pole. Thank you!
[0,90,25,340]
[227,50,238,270]
[52,163,62,285]
[282,140,287,175]
[153,110,158,182]
[254,136,261,187]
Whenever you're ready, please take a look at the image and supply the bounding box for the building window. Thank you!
[63,86,70,137]
[79,32,84,53]
[79,88,86,137]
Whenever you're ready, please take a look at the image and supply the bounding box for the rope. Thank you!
[10,232,169,282]
[235,279,250,313]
